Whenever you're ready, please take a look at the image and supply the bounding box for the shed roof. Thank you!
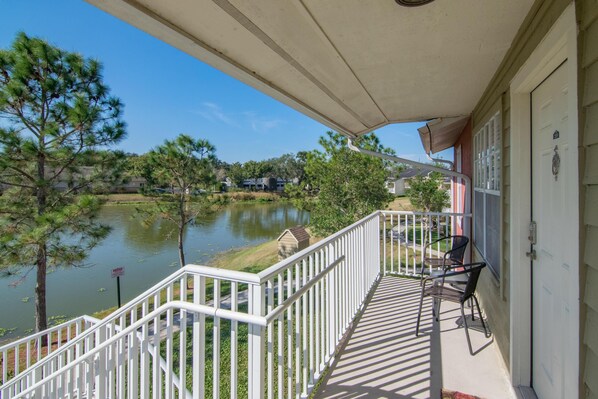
[399,169,430,179]
[277,226,310,243]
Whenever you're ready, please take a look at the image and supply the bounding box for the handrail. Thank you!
[0,315,99,352]
[257,211,380,282]
[184,264,261,285]
[0,315,101,387]
[0,265,259,392]
[14,300,267,398]
[381,210,472,217]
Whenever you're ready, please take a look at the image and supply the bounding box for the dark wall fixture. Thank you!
[395,0,436,6]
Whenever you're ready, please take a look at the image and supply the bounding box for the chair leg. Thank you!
[470,298,475,321]
[435,297,442,322]
[461,303,474,355]
[415,289,425,336]
[472,295,489,337]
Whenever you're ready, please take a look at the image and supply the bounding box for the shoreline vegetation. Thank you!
[102,191,286,205]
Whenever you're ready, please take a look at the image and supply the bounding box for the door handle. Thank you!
[526,249,537,260]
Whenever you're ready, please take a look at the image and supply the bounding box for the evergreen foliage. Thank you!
[0,33,126,333]
[138,134,223,267]
[290,131,394,236]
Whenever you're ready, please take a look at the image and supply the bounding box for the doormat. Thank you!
[441,389,484,399]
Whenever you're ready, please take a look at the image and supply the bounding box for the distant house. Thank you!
[56,168,147,194]
[114,176,146,193]
[277,226,310,260]
[386,179,405,196]
[1,166,147,194]
[276,178,299,192]
[397,169,451,193]
[221,177,234,191]
[243,177,275,191]
[276,179,285,192]
[242,177,296,191]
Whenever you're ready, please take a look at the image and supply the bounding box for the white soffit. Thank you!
[88,0,533,137]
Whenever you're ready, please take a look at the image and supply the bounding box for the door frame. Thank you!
[509,3,579,392]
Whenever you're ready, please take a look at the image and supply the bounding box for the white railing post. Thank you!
[381,212,386,276]
[327,243,336,361]
[248,283,265,399]
[95,327,106,399]
[192,275,206,398]
[377,215,381,279]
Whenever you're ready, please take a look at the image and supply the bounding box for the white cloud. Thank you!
[192,103,284,133]
[242,111,284,133]
[194,102,239,127]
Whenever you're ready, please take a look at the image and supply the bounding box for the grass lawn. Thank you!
[385,196,414,212]
[404,227,450,251]
[208,240,280,272]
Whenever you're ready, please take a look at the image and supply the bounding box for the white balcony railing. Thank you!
[380,210,471,276]
[0,210,469,398]
[0,315,100,386]
[2,211,381,399]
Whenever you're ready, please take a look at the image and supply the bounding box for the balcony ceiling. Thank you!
[89,0,533,141]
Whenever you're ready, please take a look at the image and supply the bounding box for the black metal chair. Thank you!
[420,235,469,283]
[415,262,489,355]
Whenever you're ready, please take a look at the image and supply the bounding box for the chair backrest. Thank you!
[448,235,469,263]
[460,262,486,303]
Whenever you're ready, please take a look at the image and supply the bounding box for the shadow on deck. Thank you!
[314,276,513,399]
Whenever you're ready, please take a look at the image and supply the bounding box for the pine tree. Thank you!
[138,134,220,267]
[0,33,126,334]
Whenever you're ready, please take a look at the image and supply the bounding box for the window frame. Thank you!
[473,112,501,276]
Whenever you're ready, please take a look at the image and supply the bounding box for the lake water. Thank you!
[0,202,309,338]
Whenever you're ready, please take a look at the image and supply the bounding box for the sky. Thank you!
[0,0,452,164]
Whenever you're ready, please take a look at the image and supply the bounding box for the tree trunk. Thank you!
[178,194,186,268]
[178,223,186,268]
[36,150,48,340]
[35,244,48,338]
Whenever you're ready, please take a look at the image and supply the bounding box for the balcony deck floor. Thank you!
[313,276,514,399]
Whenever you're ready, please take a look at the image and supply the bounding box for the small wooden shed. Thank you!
[277,226,310,260]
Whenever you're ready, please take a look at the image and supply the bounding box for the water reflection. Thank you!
[226,204,301,240]
[122,213,178,251]
[0,202,308,337]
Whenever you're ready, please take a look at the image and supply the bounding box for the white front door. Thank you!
[530,61,577,399]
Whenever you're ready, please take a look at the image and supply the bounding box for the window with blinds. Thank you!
[473,112,501,277]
